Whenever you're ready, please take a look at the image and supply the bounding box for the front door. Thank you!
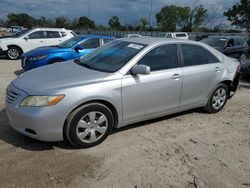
[122,44,182,121]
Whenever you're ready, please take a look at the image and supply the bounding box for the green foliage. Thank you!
[139,17,149,30]
[224,0,250,32]
[108,16,121,30]
[156,5,207,32]
[78,16,95,29]
[6,13,36,28]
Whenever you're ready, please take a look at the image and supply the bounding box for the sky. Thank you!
[0,0,239,27]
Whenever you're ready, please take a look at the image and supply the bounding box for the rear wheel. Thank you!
[65,103,114,148]
[7,47,22,60]
[240,53,247,63]
[204,84,229,113]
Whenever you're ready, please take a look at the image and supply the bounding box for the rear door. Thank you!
[122,44,182,121]
[180,44,223,107]
[26,31,47,51]
[45,31,63,45]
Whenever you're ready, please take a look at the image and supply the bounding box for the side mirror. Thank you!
[24,36,29,40]
[131,65,150,75]
[74,45,84,52]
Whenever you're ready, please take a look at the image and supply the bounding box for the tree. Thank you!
[78,16,95,29]
[224,0,250,32]
[156,5,207,32]
[139,17,149,30]
[55,16,68,28]
[6,13,36,28]
[108,16,121,30]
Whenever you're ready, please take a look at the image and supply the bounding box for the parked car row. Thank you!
[0,28,75,59]
[6,36,240,148]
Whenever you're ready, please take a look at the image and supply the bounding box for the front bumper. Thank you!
[5,84,67,142]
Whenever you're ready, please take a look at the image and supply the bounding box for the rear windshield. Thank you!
[202,37,226,47]
[78,41,147,73]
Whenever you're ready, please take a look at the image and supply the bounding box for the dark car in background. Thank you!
[202,36,249,63]
[239,59,250,77]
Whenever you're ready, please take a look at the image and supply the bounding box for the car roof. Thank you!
[207,36,244,39]
[77,35,115,40]
[118,36,198,45]
[31,28,72,32]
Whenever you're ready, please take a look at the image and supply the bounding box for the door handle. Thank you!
[40,41,44,43]
[171,74,180,80]
[214,67,220,72]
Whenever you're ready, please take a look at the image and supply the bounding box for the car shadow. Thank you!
[0,108,204,151]
[0,55,9,60]
[14,69,24,76]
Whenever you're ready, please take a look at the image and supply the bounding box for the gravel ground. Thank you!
[0,58,250,188]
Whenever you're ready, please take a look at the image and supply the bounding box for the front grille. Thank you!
[6,90,20,104]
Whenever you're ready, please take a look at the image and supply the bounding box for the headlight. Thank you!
[28,55,47,62]
[20,95,64,107]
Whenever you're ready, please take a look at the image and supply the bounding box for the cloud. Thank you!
[0,0,238,26]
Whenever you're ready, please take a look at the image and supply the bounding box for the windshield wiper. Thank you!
[74,59,95,70]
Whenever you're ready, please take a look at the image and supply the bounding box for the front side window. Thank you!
[181,44,206,66]
[137,44,178,71]
[28,31,46,39]
[226,39,234,47]
[81,38,100,49]
[47,31,61,38]
[78,41,146,73]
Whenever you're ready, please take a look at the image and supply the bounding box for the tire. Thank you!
[7,47,22,60]
[204,83,229,113]
[65,103,114,148]
[240,53,247,63]
[49,59,63,64]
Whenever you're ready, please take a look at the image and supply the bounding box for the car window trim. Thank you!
[179,43,221,67]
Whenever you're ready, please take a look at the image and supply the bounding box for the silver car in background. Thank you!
[6,37,240,148]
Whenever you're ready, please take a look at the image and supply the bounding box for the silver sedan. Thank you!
[6,37,240,148]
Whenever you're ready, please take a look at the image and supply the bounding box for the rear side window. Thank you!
[47,31,61,38]
[103,38,113,44]
[28,31,46,39]
[137,44,178,71]
[81,38,100,49]
[206,50,220,64]
[60,32,67,37]
[181,44,206,66]
[235,38,245,46]
[165,34,172,38]
[175,33,187,37]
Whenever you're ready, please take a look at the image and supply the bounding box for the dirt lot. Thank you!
[0,58,250,188]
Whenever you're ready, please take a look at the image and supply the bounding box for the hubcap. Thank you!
[76,111,108,143]
[240,54,247,63]
[8,49,19,59]
[212,88,227,110]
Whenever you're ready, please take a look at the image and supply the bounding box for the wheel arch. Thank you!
[63,99,119,139]
[7,45,23,54]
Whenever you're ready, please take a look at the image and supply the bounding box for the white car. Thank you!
[160,32,189,40]
[0,28,75,59]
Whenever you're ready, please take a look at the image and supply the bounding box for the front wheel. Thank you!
[7,47,22,60]
[65,103,114,148]
[204,84,229,113]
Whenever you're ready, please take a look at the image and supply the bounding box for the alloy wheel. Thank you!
[212,88,227,110]
[76,111,108,143]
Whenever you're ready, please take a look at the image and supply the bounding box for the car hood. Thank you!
[22,46,71,57]
[12,60,109,95]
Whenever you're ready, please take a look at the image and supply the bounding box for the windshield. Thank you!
[78,41,146,73]
[58,37,83,48]
[202,37,226,47]
[13,29,31,38]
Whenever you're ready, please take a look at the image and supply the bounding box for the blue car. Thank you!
[21,35,115,71]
